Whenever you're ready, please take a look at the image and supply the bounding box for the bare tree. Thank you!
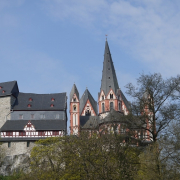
[125,73,180,142]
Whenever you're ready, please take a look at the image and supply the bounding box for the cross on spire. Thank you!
[105,34,108,41]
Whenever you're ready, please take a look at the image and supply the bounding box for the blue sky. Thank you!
[1,0,180,127]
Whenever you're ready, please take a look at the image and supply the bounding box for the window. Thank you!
[8,142,11,148]
[53,131,59,136]
[2,90,5,93]
[0,86,2,89]
[102,96,104,100]
[102,103,105,113]
[85,110,91,116]
[110,102,114,110]
[31,114,34,119]
[27,141,30,147]
[29,98,33,102]
[6,132,13,136]
[19,131,26,136]
[119,102,121,111]
[40,114,45,119]
[50,104,54,107]
[27,104,31,108]
[19,114,23,119]
[73,98,76,102]
[108,68,110,70]
[38,131,45,136]
[51,98,55,101]
[109,77,110,79]
[110,94,113,99]
[73,105,76,111]
[55,114,60,119]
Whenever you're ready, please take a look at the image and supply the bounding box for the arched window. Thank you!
[110,102,114,110]
[102,103,105,112]
[119,102,121,111]
[85,110,91,116]
[73,105,76,111]
[110,94,113,99]
[102,95,104,100]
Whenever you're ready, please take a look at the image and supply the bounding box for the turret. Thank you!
[69,84,80,135]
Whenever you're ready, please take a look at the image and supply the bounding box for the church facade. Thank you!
[70,40,131,135]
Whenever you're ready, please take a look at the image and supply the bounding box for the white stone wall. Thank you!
[1,141,35,156]
[0,96,11,129]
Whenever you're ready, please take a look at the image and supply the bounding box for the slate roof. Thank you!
[79,89,98,115]
[0,81,19,98]
[120,90,131,111]
[0,120,66,131]
[80,116,99,129]
[13,92,67,111]
[70,84,79,101]
[99,109,124,125]
[100,40,119,97]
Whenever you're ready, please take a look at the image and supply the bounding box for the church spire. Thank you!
[100,40,119,96]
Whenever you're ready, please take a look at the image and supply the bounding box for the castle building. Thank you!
[0,81,67,155]
[70,40,130,135]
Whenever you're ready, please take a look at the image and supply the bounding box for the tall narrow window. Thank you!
[110,94,113,99]
[102,103,105,113]
[8,142,11,148]
[75,114,76,126]
[73,98,76,102]
[119,102,121,111]
[102,96,104,100]
[110,102,114,110]
[73,105,76,111]
[27,141,30,147]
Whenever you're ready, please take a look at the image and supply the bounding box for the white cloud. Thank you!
[42,0,180,76]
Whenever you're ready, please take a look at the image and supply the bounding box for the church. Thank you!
[70,40,131,135]
[0,40,148,155]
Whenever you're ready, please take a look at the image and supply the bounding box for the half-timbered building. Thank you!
[0,81,67,154]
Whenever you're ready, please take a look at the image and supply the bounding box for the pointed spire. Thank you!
[100,40,119,96]
[70,84,79,101]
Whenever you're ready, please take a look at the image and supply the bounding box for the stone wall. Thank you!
[0,141,35,176]
[1,141,35,156]
[0,96,11,129]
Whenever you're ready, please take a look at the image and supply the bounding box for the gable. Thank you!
[81,99,97,116]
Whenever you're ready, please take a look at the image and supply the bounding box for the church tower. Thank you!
[70,84,80,135]
[98,40,127,119]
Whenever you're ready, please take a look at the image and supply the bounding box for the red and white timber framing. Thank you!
[1,121,64,138]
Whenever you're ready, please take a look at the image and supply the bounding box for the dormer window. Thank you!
[2,90,5,93]
[50,104,54,107]
[73,98,76,102]
[102,96,104,100]
[51,98,55,101]
[110,94,113,99]
[29,98,33,102]
[27,104,31,108]
[0,86,2,89]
